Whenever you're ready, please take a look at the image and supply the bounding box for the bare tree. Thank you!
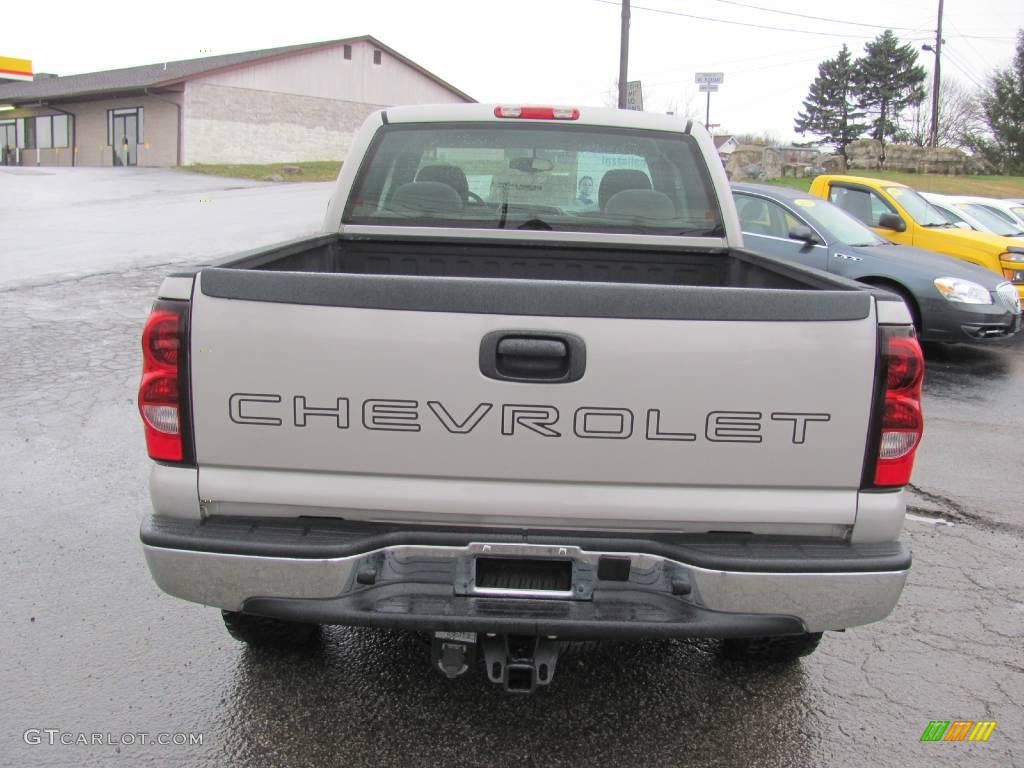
[603,79,621,109]
[732,131,784,147]
[905,78,985,148]
[661,87,702,120]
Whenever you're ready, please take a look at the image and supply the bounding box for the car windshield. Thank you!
[973,204,1019,226]
[957,203,1024,236]
[344,122,724,236]
[886,187,951,227]
[791,197,886,246]
[931,203,965,224]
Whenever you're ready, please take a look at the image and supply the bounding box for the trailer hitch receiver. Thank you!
[481,635,561,693]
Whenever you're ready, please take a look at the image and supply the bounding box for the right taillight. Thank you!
[871,329,924,488]
[138,300,193,464]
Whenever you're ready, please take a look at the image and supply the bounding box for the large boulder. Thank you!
[846,139,882,170]
[726,145,782,181]
[844,139,970,175]
[726,145,766,182]
[820,154,847,173]
[730,138,973,178]
[761,147,782,180]
[881,143,921,172]
[921,147,969,175]
[965,154,995,175]
[882,143,969,174]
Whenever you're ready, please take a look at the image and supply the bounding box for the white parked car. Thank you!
[940,195,1024,231]
[923,193,1024,240]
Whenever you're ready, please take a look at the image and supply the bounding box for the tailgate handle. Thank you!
[480,332,586,383]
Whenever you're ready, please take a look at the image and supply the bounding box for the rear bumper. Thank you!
[141,515,911,636]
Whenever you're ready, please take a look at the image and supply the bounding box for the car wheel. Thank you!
[864,281,921,333]
[221,609,320,648]
[720,632,822,664]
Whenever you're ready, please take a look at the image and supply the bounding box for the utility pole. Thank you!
[928,0,944,147]
[618,0,630,109]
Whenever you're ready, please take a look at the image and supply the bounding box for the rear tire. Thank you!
[720,632,822,664]
[221,610,320,648]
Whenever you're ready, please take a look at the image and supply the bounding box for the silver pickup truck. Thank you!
[138,104,922,692]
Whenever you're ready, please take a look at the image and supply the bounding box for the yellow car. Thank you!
[808,175,1024,303]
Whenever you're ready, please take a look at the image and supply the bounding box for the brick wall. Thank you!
[183,82,379,164]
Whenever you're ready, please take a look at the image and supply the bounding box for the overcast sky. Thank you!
[8,0,1022,141]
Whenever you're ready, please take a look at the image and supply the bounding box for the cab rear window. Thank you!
[343,123,723,236]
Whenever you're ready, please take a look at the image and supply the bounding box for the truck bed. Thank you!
[213,233,861,292]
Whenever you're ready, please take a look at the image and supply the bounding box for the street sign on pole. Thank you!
[694,72,725,86]
[625,80,644,111]
[695,72,724,128]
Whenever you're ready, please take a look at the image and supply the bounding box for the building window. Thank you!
[343,44,352,60]
[52,115,69,148]
[373,49,382,65]
[36,116,53,149]
[19,117,35,149]
[0,120,14,153]
[19,115,70,150]
[107,107,143,146]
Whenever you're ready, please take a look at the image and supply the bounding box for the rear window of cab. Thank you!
[344,123,724,236]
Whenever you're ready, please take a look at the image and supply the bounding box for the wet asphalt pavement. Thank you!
[1,174,1022,767]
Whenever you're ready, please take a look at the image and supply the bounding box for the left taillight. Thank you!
[138,300,193,464]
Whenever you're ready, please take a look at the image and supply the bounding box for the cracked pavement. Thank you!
[0,171,1021,767]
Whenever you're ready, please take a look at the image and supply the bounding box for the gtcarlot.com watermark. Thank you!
[24,729,204,747]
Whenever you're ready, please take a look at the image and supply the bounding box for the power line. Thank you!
[590,0,1016,42]
[946,20,996,81]
[942,48,989,91]
[946,33,1018,40]
[943,49,986,89]
[712,0,1016,40]
[632,42,843,79]
[587,0,880,39]
[638,52,846,91]
[708,0,924,33]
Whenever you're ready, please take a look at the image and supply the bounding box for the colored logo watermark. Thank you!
[920,721,997,742]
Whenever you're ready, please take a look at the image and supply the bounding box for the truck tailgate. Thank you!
[189,271,879,531]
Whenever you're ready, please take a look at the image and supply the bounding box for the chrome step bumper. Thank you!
[142,516,910,635]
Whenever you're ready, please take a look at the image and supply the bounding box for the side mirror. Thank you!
[877,212,907,232]
[788,224,820,245]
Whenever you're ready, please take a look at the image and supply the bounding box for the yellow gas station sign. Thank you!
[0,57,33,82]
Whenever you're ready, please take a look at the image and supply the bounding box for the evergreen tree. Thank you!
[794,45,867,162]
[978,29,1024,173]
[854,30,927,153]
